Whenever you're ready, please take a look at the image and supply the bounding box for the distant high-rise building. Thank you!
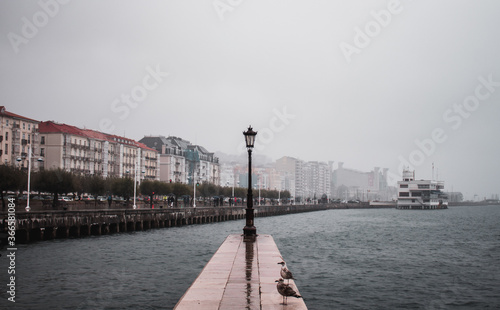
[275,156,331,202]
[332,162,389,200]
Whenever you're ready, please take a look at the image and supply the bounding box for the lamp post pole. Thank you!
[258,178,261,206]
[193,176,196,208]
[26,144,32,212]
[243,126,257,237]
[133,156,137,209]
[18,144,43,212]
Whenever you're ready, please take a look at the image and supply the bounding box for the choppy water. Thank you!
[1,205,499,309]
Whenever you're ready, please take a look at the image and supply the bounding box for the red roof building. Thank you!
[38,121,158,180]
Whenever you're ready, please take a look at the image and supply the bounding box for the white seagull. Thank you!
[277,261,294,283]
[275,278,302,305]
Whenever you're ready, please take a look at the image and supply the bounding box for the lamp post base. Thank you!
[243,226,256,236]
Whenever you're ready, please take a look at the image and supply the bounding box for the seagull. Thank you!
[275,278,302,305]
[277,261,294,283]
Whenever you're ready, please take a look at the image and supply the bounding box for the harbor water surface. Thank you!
[1,205,499,309]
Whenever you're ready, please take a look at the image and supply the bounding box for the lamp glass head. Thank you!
[243,126,257,149]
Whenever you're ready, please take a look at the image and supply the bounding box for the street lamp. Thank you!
[17,144,43,212]
[193,176,197,208]
[131,155,138,209]
[243,126,257,237]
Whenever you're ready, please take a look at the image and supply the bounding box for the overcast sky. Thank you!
[1,0,499,199]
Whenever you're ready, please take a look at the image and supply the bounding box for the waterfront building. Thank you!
[0,106,41,170]
[275,156,296,198]
[220,163,238,188]
[139,135,220,185]
[275,156,331,202]
[332,162,389,201]
[139,136,186,183]
[397,169,448,209]
[304,161,331,200]
[38,121,158,180]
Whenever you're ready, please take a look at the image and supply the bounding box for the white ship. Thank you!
[397,170,448,210]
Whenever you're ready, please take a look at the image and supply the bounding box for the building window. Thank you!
[5,144,7,155]
[5,132,7,141]
[6,120,8,127]
[411,192,422,197]
[399,184,408,188]
[399,192,409,197]
[28,124,31,130]
[41,136,45,144]
[40,148,45,156]
[23,123,25,130]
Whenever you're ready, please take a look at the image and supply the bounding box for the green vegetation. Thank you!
[0,165,291,208]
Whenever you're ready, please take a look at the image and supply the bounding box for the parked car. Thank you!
[97,196,107,202]
[59,196,73,202]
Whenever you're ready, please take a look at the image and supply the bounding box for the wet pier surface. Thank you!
[174,234,307,310]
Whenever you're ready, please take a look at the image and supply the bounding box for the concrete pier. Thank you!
[174,234,307,310]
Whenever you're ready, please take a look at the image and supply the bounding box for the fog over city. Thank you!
[1,0,499,200]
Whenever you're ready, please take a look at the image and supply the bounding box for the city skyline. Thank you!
[2,1,499,199]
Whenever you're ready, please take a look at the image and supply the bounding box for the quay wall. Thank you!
[1,202,394,243]
[1,204,338,243]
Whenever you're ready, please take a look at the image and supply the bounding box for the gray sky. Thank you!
[1,0,499,200]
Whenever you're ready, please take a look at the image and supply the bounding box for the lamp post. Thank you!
[243,126,257,237]
[258,177,261,206]
[193,176,197,208]
[276,187,281,205]
[133,156,138,209]
[17,144,43,212]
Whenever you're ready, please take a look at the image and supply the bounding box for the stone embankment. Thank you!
[1,202,395,243]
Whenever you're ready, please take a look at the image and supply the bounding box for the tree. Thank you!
[84,175,106,205]
[72,174,85,200]
[32,168,74,207]
[172,182,190,203]
[0,165,23,209]
[140,180,169,208]
[110,177,134,202]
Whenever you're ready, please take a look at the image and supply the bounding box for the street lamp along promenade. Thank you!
[127,156,145,210]
[243,126,257,237]
[16,144,43,212]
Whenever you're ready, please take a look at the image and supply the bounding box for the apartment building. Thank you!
[332,162,389,200]
[38,121,158,180]
[139,135,220,185]
[0,106,41,170]
[275,156,331,201]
